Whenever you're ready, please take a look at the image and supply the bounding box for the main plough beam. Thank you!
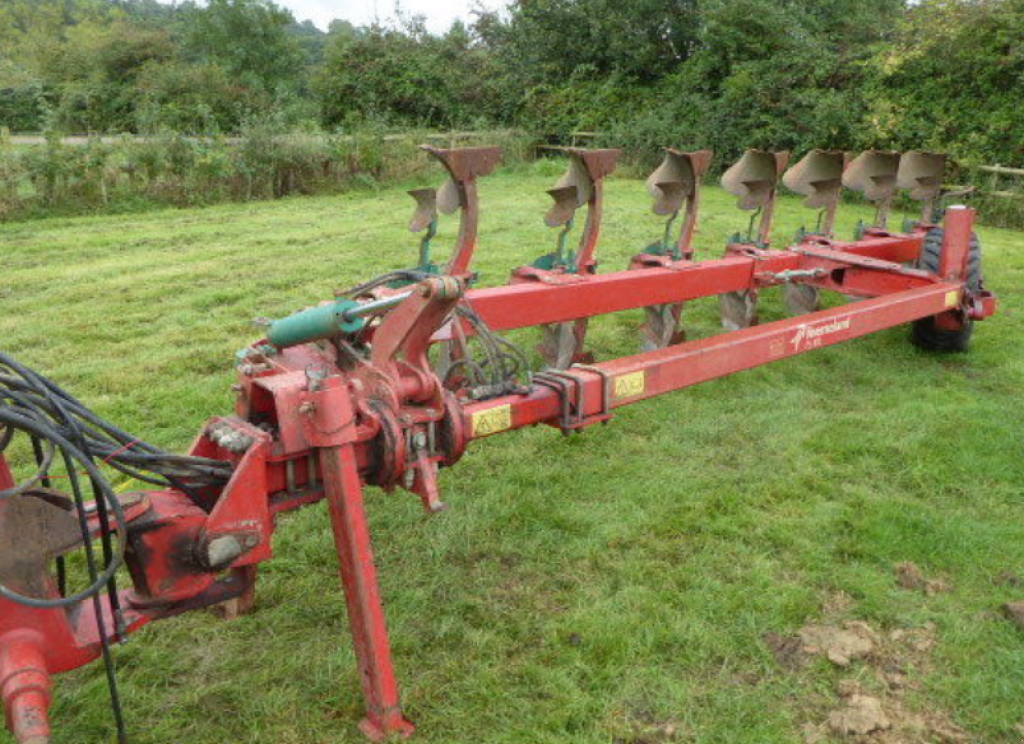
[464,282,962,439]
[458,235,931,333]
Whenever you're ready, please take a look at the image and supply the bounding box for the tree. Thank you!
[182,0,304,95]
[495,0,702,86]
[288,19,329,67]
[865,0,1024,163]
[134,60,245,133]
[316,15,501,128]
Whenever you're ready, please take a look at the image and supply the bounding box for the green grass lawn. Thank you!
[2,161,1023,743]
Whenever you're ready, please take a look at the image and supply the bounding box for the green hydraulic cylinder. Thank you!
[267,292,412,349]
[267,299,365,349]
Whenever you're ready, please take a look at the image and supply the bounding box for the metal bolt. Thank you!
[120,493,145,509]
[299,402,316,415]
[413,432,428,450]
[205,535,244,569]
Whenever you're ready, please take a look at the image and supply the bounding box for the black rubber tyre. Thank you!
[911,228,982,353]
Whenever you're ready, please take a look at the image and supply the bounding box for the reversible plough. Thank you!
[0,145,998,742]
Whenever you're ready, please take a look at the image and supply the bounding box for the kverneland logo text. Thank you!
[790,317,852,351]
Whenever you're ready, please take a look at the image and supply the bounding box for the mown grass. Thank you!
[1,161,1023,743]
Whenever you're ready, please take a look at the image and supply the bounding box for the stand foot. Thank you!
[218,565,258,620]
[359,712,416,742]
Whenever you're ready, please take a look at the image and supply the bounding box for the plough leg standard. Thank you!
[0,146,998,742]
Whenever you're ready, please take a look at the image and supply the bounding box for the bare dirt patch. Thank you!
[609,707,687,744]
[894,562,951,596]
[798,621,879,668]
[802,676,969,743]
[827,688,892,736]
[765,631,808,671]
[996,569,1023,588]
[1002,601,1024,631]
[767,593,969,743]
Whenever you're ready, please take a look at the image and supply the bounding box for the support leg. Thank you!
[320,445,414,742]
[1,458,50,744]
[0,633,52,744]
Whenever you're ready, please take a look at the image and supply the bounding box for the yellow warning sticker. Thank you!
[613,371,646,399]
[945,290,961,309]
[472,405,512,437]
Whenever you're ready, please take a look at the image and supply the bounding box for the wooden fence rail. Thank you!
[979,164,1024,178]
[976,164,1024,199]
[4,130,526,148]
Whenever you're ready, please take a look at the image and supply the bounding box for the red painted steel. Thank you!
[822,234,923,263]
[464,283,961,438]
[0,455,12,491]
[421,146,502,279]
[572,150,619,273]
[939,206,974,282]
[321,445,415,741]
[470,258,759,329]
[461,234,928,333]
[1,634,52,744]
[448,176,481,277]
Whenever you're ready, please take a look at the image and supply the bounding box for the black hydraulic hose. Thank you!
[30,436,67,597]
[0,407,128,609]
[0,359,232,491]
[0,351,159,743]
[60,449,129,743]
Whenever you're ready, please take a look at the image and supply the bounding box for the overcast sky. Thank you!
[275,0,490,33]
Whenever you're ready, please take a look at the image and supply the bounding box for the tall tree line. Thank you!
[1,0,1022,164]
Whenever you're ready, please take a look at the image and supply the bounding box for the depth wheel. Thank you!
[910,227,982,353]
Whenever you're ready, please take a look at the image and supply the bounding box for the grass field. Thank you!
[2,161,1023,743]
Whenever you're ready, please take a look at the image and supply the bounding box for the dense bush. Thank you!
[3,0,1021,166]
[864,0,1024,165]
[0,0,307,134]
[518,0,903,165]
[0,83,51,132]
[1,0,1023,223]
